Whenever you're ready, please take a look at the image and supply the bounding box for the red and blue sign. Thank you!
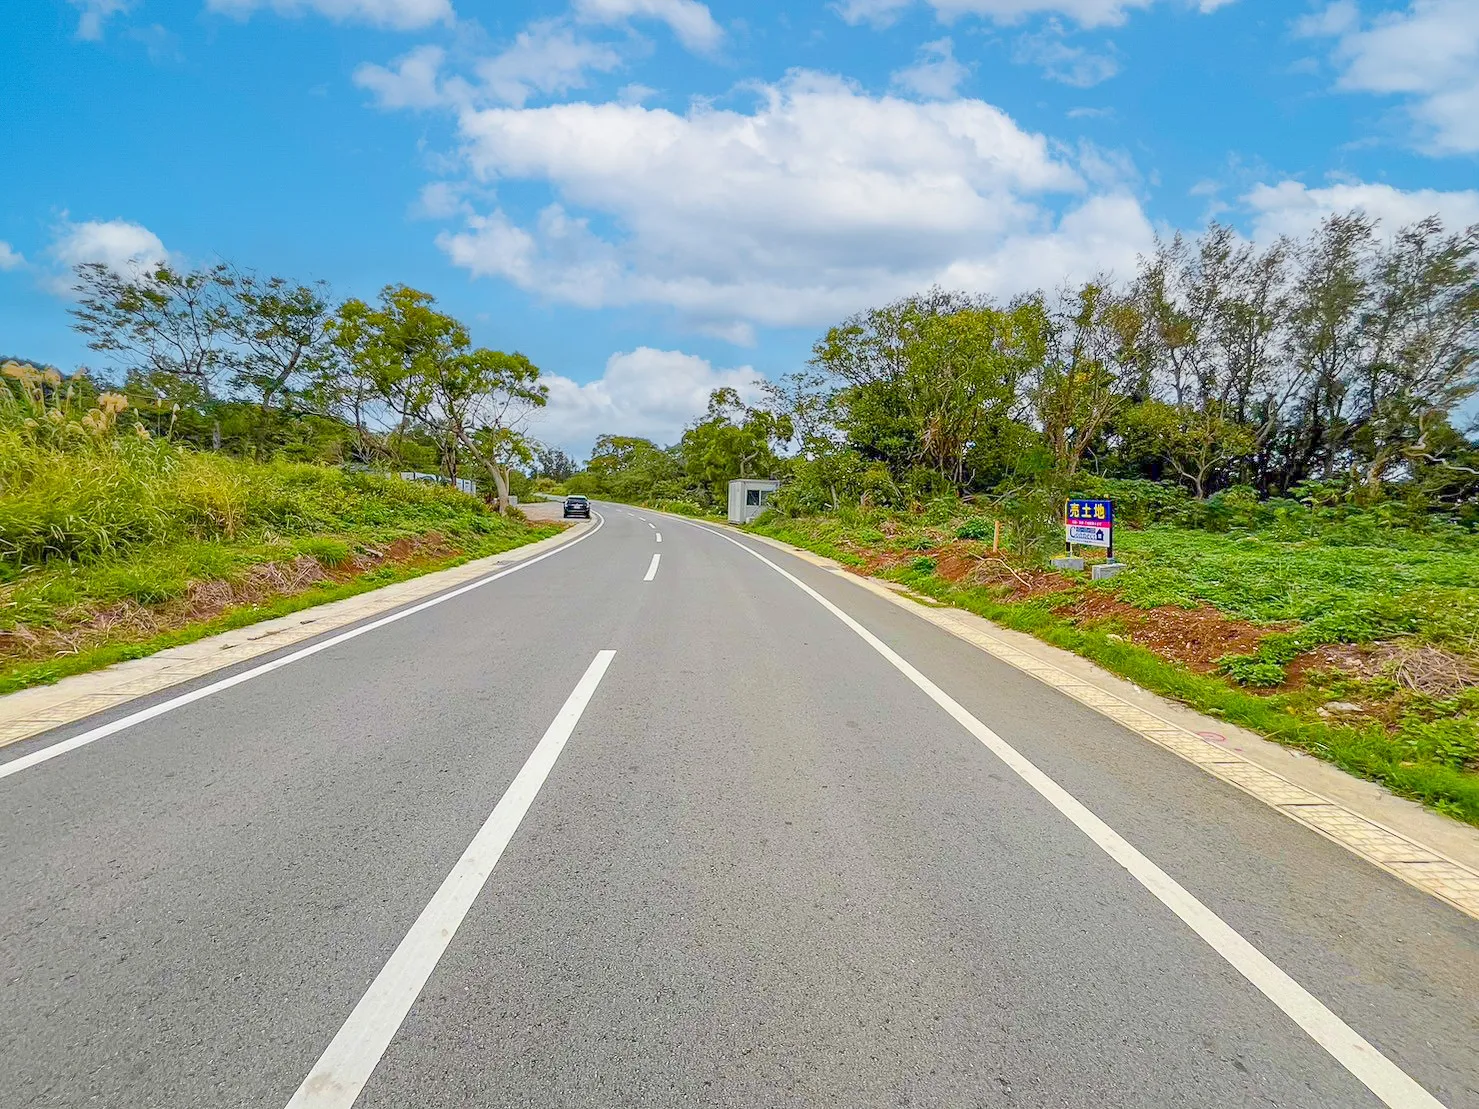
[1065,498,1113,549]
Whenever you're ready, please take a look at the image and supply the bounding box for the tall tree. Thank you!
[1346,218,1479,499]
[423,347,547,513]
[531,442,578,481]
[1279,213,1375,487]
[679,388,792,503]
[1031,282,1137,477]
[223,271,337,414]
[70,262,235,401]
[330,285,467,461]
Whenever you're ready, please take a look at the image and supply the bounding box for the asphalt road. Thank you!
[1,504,1476,1109]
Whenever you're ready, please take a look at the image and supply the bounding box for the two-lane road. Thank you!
[2,505,1475,1108]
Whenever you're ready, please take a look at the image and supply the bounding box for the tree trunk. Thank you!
[491,464,511,515]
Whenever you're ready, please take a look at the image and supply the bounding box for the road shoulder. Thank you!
[0,516,597,753]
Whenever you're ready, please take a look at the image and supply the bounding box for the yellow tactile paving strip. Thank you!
[741,530,1479,922]
[0,521,590,753]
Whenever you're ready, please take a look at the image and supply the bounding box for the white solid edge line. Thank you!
[686,521,1443,1109]
[0,514,607,783]
[283,649,616,1109]
[643,552,660,581]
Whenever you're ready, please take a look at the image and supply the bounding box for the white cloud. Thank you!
[1300,0,1479,154]
[573,0,723,52]
[0,242,24,271]
[1243,179,1479,241]
[46,219,170,295]
[1014,21,1119,86]
[356,24,626,111]
[69,0,132,40]
[475,21,624,107]
[834,0,913,26]
[619,83,658,104]
[436,71,1154,337]
[839,0,1228,30]
[355,45,446,109]
[532,347,764,455]
[206,0,452,31]
[891,38,970,99]
[412,181,471,219]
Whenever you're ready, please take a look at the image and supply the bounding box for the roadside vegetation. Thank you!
[565,210,1479,823]
[1,262,573,692]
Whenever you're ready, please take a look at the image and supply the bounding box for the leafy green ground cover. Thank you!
[751,504,1479,825]
[1,432,555,693]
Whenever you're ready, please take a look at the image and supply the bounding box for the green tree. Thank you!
[223,271,337,414]
[423,347,547,513]
[679,388,792,504]
[586,435,683,501]
[1346,218,1479,501]
[1032,282,1139,477]
[331,285,466,460]
[531,442,577,481]
[70,262,235,400]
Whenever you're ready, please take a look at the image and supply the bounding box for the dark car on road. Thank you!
[563,495,591,519]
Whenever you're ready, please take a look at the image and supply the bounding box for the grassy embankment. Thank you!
[751,506,1479,825]
[0,417,557,695]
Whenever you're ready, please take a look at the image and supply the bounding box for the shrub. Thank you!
[1218,655,1287,687]
[294,537,354,568]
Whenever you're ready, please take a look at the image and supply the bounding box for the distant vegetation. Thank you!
[569,212,1478,523]
[569,210,1479,820]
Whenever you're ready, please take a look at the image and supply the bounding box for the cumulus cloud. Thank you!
[0,242,24,271]
[1014,21,1119,86]
[206,0,452,31]
[357,24,625,111]
[891,38,970,99]
[46,219,170,296]
[69,0,132,40]
[531,347,764,456]
[1243,179,1479,241]
[573,0,723,52]
[475,21,624,107]
[434,71,1155,338]
[355,45,446,109]
[837,0,1226,30]
[412,181,471,219]
[833,0,913,26]
[1299,0,1479,155]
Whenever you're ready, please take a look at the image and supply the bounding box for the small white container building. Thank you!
[728,478,780,524]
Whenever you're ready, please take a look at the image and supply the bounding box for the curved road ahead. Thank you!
[1,505,1476,1108]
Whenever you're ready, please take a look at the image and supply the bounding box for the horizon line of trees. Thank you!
[567,210,1479,529]
[8,262,587,512]
[13,207,1477,527]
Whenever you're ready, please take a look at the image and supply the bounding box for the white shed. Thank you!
[727,479,780,524]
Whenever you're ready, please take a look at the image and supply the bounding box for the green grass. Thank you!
[0,413,557,691]
[0,524,554,696]
[752,507,1479,826]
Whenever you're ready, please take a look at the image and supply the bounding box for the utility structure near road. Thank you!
[728,479,779,525]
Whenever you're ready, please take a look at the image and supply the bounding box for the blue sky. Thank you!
[3,0,1477,454]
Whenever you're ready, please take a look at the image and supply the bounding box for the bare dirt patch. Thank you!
[1285,641,1479,698]
[843,539,1068,601]
[1054,592,1275,672]
[834,534,1277,673]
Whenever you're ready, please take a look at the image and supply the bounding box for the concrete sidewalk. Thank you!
[0,518,592,752]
